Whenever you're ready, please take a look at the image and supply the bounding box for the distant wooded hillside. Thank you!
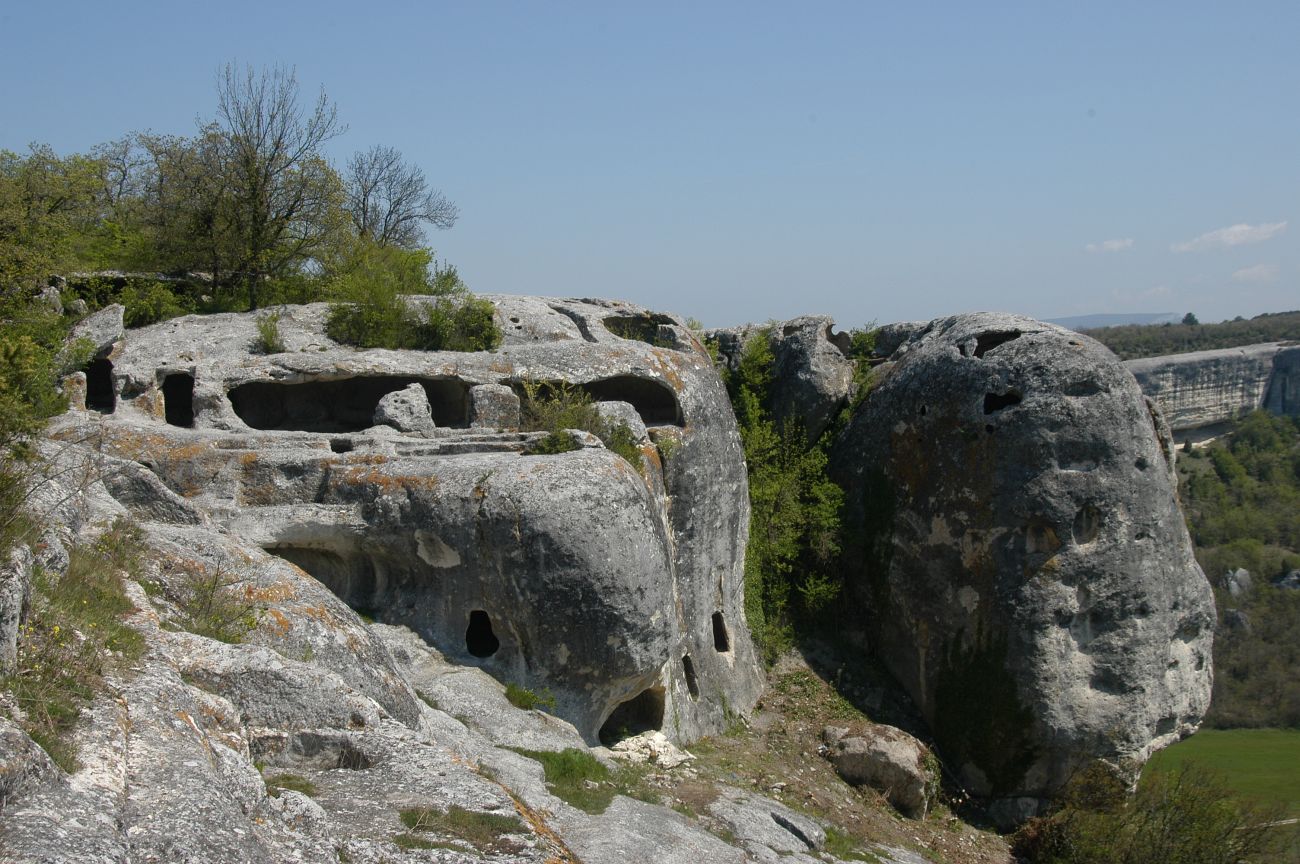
[1081,311,1300,360]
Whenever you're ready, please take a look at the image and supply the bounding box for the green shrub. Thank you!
[171,563,261,643]
[723,327,845,661]
[119,279,191,327]
[504,682,556,712]
[518,380,643,473]
[1012,763,1291,864]
[253,310,286,354]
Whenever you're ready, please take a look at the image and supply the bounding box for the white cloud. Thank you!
[1231,263,1279,283]
[1085,238,1134,253]
[1171,221,1287,253]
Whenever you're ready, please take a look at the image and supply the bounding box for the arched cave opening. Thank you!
[579,375,683,426]
[712,611,731,653]
[228,376,469,433]
[682,654,700,700]
[599,686,665,746]
[465,609,500,658]
[85,358,116,413]
[162,373,195,427]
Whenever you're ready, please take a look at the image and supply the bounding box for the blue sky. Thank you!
[3,1,1297,327]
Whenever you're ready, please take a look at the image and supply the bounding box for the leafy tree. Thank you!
[212,64,346,309]
[0,146,103,290]
[1182,311,1200,326]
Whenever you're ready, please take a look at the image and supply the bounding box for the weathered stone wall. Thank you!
[48,296,763,745]
[1124,342,1300,434]
[830,313,1214,825]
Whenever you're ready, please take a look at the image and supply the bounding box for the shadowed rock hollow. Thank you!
[830,312,1214,825]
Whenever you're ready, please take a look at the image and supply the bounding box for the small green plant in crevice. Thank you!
[517,379,644,473]
[2,520,148,772]
[398,804,524,849]
[171,562,262,643]
[504,682,556,712]
[253,309,286,354]
[264,772,318,798]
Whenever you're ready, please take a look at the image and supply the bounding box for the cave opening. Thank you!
[983,390,1023,415]
[465,609,500,658]
[682,654,700,700]
[973,330,1022,358]
[85,358,116,413]
[162,373,195,427]
[712,611,731,653]
[599,686,665,745]
[229,376,469,432]
[579,375,683,426]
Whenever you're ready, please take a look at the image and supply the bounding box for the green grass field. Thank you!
[1144,728,1300,817]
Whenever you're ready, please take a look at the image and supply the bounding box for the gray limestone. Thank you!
[1125,342,1300,433]
[822,724,937,819]
[831,312,1214,820]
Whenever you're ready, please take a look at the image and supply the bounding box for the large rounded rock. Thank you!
[831,313,1213,820]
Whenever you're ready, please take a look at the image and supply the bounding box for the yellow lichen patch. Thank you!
[238,452,258,467]
[647,352,688,392]
[338,465,439,494]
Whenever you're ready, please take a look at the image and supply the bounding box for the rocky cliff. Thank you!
[1124,342,1300,436]
[810,314,1212,826]
[0,298,1221,859]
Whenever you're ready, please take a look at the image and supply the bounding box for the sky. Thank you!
[3,1,1298,328]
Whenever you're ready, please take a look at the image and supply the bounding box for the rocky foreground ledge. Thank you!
[0,297,1215,859]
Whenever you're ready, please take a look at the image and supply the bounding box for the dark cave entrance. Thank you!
[162,373,195,427]
[85,358,115,413]
[599,686,665,745]
[228,376,469,432]
[712,611,731,653]
[465,609,500,658]
[682,654,700,700]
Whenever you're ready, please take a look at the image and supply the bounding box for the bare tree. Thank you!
[215,64,345,308]
[345,145,457,248]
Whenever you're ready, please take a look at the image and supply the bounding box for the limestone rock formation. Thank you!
[707,315,856,441]
[1125,342,1300,437]
[822,725,938,819]
[46,296,761,746]
[831,312,1214,824]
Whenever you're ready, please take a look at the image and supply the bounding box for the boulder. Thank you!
[1275,569,1300,590]
[1223,609,1251,633]
[1222,567,1253,598]
[469,382,521,429]
[822,724,937,819]
[705,316,855,442]
[372,382,437,435]
[67,303,125,358]
[831,312,1214,819]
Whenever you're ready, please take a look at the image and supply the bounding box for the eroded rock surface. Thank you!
[831,312,1214,823]
[1125,342,1300,437]
[47,296,761,746]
